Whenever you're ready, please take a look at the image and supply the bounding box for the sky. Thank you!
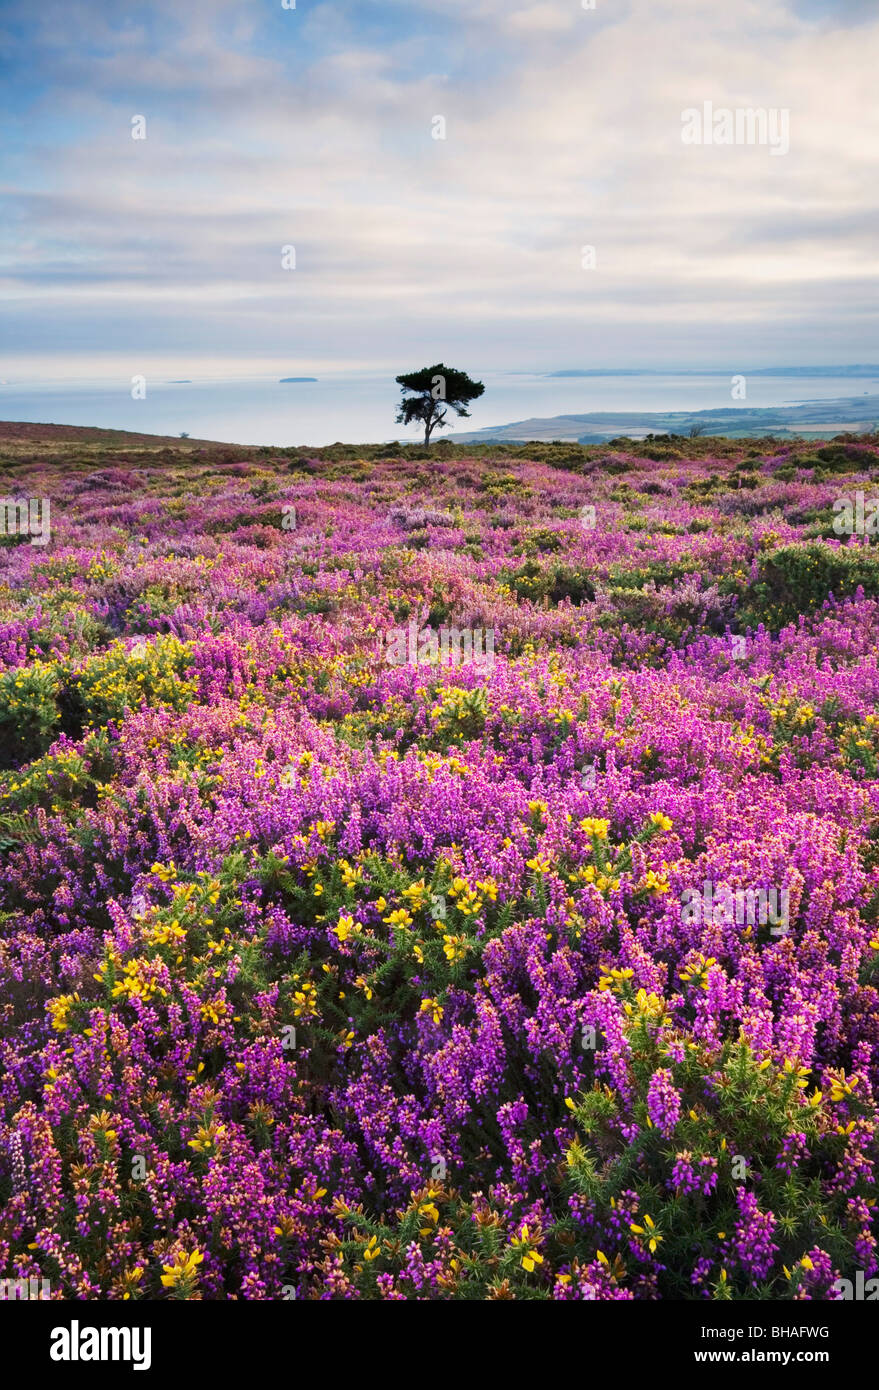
[1,0,878,385]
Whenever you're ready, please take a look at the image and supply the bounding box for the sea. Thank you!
[2,369,878,448]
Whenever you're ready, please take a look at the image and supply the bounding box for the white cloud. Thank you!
[2,0,878,375]
[506,5,579,35]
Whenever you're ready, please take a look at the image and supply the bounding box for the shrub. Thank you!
[0,661,61,768]
[62,636,197,731]
[737,542,879,630]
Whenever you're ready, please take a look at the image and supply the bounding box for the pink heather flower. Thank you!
[646,1068,682,1138]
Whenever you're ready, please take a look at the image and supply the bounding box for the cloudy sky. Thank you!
[2,0,878,382]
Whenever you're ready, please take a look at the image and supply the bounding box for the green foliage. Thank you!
[0,661,62,767]
[431,685,490,743]
[503,558,595,606]
[63,636,197,731]
[395,363,485,446]
[814,444,876,473]
[517,526,564,556]
[0,747,95,813]
[736,542,879,631]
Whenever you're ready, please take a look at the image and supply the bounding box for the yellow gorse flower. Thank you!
[644,868,670,895]
[338,859,362,889]
[442,934,468,964]
[292,982,319,1018]
[597,966,633,993]
[827,1069,858,1103]
[679,954,716,988]
[781,1059,812,1090]
[510,1224,544,1272]
[121,1266,144,1300]
[199,997,229,1025]
[401,880,428,910]
[160,1249,204,1289]
[47,992,80,1032]
[624,988,670,1025]
[419,1201,440,1235]
[187,1123,226,1153]
[333,915,357,942]
[630,1213,662,1253]
[383,908,413,929]
[526,853,552,874]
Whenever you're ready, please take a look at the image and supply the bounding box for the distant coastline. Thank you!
[546,365,879,380]
[279,377,318,383]
[452,393,879,444]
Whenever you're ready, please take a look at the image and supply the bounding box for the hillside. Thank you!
[450,394,879,444]
[1,424,879,1302]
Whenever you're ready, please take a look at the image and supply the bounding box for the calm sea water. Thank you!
[2,371,878,447]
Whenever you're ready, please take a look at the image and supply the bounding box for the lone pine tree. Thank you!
[395,364,485,447]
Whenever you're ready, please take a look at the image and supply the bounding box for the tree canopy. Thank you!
[395,363,485,446]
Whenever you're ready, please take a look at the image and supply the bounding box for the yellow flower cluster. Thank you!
[292,981,319,1019]
[46,992,80,1032]
[420,997,443,1024]
[160,1249,204,1290]
[510,1224,544,1272]
[111,958,167,1003]
[442,934,469,964]
[678,954,717,989]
